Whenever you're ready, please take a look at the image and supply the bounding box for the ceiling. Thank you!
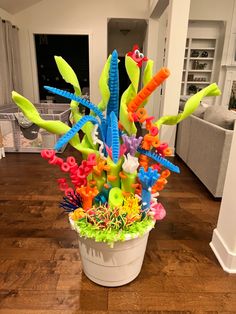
[0,0,42,14]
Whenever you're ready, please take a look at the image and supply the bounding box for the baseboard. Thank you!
[210,228,236,273]
[170,146,175,156]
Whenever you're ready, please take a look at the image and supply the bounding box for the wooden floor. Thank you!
[0,149,236,313]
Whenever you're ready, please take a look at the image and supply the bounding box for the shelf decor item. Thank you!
[192,60,199,70]
[12,45,221,287]
[181,36,217,96]
[197,63,207,70]
[201,50,208,57]
[188,84,198,94]
[188,74,194,81]
[191,50,199,57]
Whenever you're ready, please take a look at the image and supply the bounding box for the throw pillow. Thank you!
[203,106,236,130]
[192,105,206,118]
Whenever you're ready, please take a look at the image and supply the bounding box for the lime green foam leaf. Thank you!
[140,59,154,108]
[69,101,95,149]
[155,83,221,128]
[78,135,99,159]
[12,91,81,150]
[125,56,140,93]
[54,56,81,96]
[143,59,154,86]
[54,57,90,143]
[119,56,140,135]
[82,122,96,149]
[70,100,82,124]
[120,89,137,135]
[98,55,111,112]
[81,131,98,151]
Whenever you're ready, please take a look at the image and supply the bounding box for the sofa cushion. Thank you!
[200,102,211,108]
[192,105,206,118]
[179,101,185,111]
[203,106,236,130]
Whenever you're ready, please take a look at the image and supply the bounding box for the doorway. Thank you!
[107,18,147,98]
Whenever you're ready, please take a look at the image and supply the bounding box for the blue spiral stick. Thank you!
[44,85,106,125]
[107,50,119,119]
[110,111,120,164]
[137,147,180,173]
[54,115,105,151]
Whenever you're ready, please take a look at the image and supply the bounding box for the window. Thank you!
[34,34,89,102]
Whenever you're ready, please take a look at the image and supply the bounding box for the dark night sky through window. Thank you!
[34,34,89,102]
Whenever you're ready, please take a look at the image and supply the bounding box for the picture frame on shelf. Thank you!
[188,74,194,81]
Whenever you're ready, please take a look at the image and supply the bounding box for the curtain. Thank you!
[0,18,22,106]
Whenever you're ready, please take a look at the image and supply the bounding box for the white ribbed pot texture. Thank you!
[77,231,150,287]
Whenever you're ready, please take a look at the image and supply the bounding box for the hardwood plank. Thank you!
[0,290,81,310]
[0,248,55,260]
[0,290,108,311]
[0,152,235,312]
[108,291,236,311]
[0,311,108,314]
[0,272,59,290]
[0,259,57,275]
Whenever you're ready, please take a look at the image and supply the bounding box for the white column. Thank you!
[159,0,190,149]
[210,127,236,273]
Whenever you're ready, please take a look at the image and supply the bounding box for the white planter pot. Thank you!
[77,231,150,287]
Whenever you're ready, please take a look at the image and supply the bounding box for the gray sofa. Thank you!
[175,105,235,197]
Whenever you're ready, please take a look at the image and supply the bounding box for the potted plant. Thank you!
[12,45,220,287]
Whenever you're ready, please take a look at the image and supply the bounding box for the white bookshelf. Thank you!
[181,38,217,96]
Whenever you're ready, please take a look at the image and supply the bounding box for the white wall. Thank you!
[159,0,191,149]
[154,7,168,119]
[13,0,149,104]
[144,17,159,116]
[189,0,234,21]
